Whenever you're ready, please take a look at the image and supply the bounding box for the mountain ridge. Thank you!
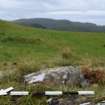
[13,18,105,32]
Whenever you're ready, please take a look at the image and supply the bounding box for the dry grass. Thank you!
[61,47,73,59]
[81,66,105,85]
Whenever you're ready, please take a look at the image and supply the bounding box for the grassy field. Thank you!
[0,20,105,104]
[0,20,105,64]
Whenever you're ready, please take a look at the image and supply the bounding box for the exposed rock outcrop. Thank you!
[24,66,88,86]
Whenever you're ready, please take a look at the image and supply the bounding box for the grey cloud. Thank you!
[0,0,105,25]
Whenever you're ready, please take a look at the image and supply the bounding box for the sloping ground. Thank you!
[0,20,105,65]
[0,20,105,105]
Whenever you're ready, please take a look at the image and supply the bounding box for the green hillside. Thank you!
[0,20,105,104]
[1,20,105,63]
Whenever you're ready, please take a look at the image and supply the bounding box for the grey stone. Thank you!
[24,66,88,86]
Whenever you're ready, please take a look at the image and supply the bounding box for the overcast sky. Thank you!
[0,0,105,25]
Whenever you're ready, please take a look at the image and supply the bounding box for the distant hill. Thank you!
[14,18,105,32]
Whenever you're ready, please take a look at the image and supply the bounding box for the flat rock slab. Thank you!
[24,66,88,86]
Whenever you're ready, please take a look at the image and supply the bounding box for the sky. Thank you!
[0,0,105,25]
